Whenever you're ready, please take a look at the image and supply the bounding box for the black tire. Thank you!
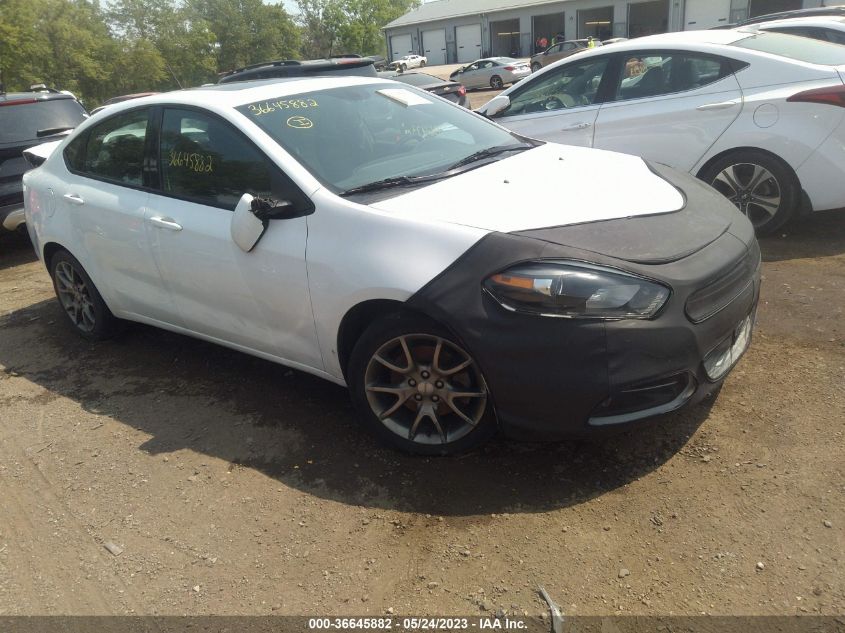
[49,249,121,341]
[348,313,496,455]
[531,62,542,73]
[699,150,799,235]
[490,75,504,90]
[420,60,426,67]
[400,64,407,72]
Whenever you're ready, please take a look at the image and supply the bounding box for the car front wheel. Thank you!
[700,150,799,235]
[348,314,496,455]
[50,249,121,340]
[531,62,542,72]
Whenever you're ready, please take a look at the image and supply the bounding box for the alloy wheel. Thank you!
[364,334,488,446]
[710,162,782,230]
[54,261,96,332]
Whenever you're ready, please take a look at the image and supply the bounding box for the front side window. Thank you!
[159,108,274,209]
[502,57,609,116]
[614,53,730,101]
[237,84,521,192]
[77,109,149,185]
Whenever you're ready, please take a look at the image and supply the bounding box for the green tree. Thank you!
[296,0,419,58]
[186,0,300,73]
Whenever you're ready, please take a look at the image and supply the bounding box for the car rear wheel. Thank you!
[50,249,121,340]
[420,60,426,67]
[490,75,504,90]
[348,314,496,455]
[700,150,799,235]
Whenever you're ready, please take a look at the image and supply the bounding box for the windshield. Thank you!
[0,98,87,144]
[733,31,845,65]
[237,83,521,192]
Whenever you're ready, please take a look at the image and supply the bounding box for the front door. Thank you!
[144,106,322,369]
[492,55,611,147]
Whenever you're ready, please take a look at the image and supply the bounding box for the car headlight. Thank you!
[483,261,671,319]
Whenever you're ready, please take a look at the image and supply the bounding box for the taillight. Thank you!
[787,84,845,107]
[457,86,466,97]
[0,98,38,107]
[504,66,516,71]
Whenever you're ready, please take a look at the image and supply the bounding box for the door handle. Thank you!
[148,216,183,231]
[63,193,85,205]
[696,101,738,111]
[562,122,592,131]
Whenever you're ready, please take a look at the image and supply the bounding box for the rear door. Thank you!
[58,107,181,324]
[593,51,743,171]
[491,55,612,147]
[144,106,321,368]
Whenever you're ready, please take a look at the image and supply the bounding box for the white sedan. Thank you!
[478,29,845,234]
[23,77,759,454]
[753,15,845,44]
[390,54,427,71]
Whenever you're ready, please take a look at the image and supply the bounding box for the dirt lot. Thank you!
[0,207,843,618]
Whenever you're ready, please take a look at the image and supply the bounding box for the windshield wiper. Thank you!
[445,142,534,171]
[340,173,448,196]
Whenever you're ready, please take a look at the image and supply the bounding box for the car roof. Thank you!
[0,91,77,103]
[736,5,845,25]
[98,75,390,113]
[218,57,375,83]
[755,15,845,29]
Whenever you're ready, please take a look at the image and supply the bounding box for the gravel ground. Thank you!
[0,204,843,618]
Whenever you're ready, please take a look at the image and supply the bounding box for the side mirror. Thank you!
[482,94,511,118]
[231,194,295,252]
[232,193,264,252]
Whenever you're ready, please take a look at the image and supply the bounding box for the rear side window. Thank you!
[159,108,274,210]
[733,31,845,65]
[615,53,734,100]
[77,109,149,186]
[0,99,87,144]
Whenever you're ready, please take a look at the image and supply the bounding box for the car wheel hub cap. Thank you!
[364,334,488,445]
[711,162,781,229]
[55,261,96,333]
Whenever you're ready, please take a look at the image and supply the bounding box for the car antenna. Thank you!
[164,60,183,89]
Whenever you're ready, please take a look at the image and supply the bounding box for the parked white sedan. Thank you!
[754,15,845,44]
[389,54,427,71]
[478,29,845,234]
[23,77,759,454]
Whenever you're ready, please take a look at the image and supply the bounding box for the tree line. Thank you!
[0,0,418,107]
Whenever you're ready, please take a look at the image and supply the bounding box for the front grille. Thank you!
[685,240,760,323]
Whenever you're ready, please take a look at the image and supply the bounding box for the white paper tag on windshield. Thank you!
[377,88,433,107]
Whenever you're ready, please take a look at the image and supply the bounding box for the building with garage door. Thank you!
[383,0,825,65]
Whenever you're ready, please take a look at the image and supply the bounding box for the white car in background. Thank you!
[753,15,845,44]
[479,29,845,234]
[390,54,427,71]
